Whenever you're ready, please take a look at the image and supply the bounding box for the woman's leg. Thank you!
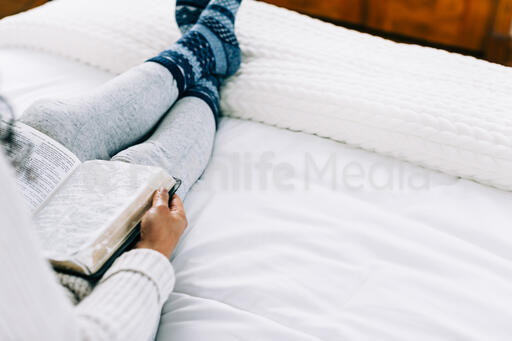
[21,63,180,161]
[111,76,219,199]
[21,0,241,161]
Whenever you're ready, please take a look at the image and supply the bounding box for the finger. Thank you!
[152,188,170,208]
[169,194,184,213]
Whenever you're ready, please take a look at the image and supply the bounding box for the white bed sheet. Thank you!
[2,48,512,340]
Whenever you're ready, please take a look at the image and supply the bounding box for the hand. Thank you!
[136,188,188,258]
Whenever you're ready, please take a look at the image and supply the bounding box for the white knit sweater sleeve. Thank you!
[76,249,175,341]
[0,151,175,340]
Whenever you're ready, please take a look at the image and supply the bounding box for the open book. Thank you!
[4,122,180,278]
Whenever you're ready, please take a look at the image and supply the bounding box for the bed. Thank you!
[2,1,512,340]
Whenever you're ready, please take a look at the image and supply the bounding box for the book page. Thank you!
[1,122,80,212]
[35,160,174,274]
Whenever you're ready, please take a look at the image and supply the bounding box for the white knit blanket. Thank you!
[1,0,512,190]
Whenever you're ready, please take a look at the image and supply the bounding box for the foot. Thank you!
[175,0,210,34]
[148,0,242,93]
[195,0,242,77]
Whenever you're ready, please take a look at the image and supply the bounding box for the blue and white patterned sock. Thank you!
[175,0,210,34]
[184,75,221,124]
[148,0,242,94]
[196,0,242,77]
[175,0,224,125]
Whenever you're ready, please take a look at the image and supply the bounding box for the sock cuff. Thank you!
[146,56,186,94]
[183,88,220,125]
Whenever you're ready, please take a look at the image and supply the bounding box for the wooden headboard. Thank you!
[0,0,48,19]
[262,0,512,66]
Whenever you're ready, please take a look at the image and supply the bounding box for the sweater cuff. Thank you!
[100,249,175,304]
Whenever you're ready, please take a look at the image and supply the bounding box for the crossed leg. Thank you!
[21,61,216,199]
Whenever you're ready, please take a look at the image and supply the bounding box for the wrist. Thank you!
[135,241,175,259]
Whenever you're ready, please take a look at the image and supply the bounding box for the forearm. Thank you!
[75,249,175,341]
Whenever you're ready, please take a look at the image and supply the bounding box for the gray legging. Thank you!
[20,62,216,199]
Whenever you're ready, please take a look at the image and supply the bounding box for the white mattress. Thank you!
[3,48,512,340]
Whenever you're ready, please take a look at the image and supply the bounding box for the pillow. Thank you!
[1,0,512,190]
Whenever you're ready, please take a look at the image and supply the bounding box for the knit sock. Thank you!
[175,0,210,34]
[148,0,242,93]
[196,0,242,77]
[183,75,221,124]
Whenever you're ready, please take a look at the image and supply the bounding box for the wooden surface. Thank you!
[365,0,494,51]
[486,0,512,65]
[262,0,512,66]
[0,0,48,19]
[264,0,364,24]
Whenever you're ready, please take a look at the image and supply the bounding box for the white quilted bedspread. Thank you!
[1,0,512,191]
[3,35,512,341]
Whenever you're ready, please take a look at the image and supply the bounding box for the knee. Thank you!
[20,98,79,153]
[21,98,68,129]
